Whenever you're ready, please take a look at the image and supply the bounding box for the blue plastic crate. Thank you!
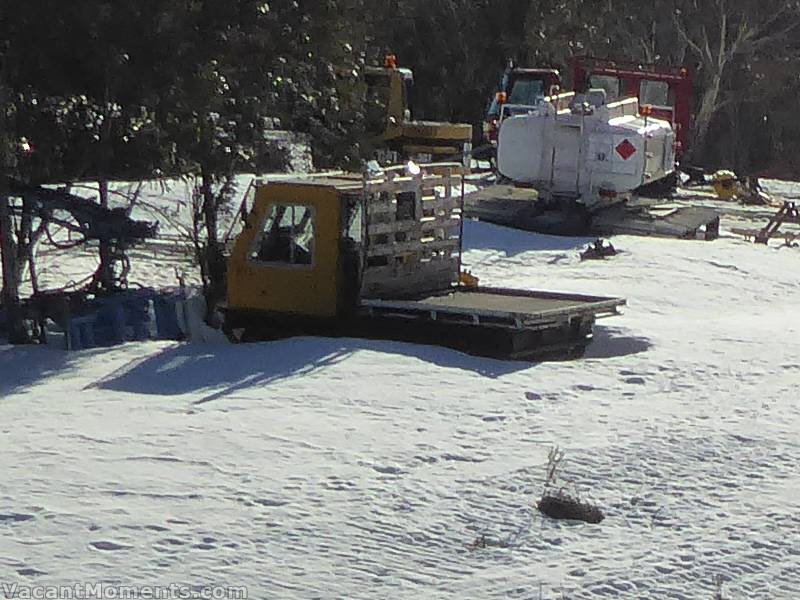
[62,289,186,350]
[153,294,185,339]
[68,315,98,350]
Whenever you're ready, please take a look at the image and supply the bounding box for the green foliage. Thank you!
[0,0,367,181]
[1,0,799,180]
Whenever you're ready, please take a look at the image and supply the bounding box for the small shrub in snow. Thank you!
[537,446,605,524]
[713,574,727,600]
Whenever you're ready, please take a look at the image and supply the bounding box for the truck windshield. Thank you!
[252,204,315,266]
[589,75,621,102]
[508,79,544,105]
[639,79,672,108]
[487,77,545,118]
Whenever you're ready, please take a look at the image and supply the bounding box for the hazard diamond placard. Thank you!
[615,139,637,161]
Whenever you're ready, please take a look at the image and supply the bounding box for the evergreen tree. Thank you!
[154,0,366,315]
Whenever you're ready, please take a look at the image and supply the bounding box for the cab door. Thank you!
[227,183,341,317]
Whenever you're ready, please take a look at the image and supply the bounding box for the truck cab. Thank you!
[484,66,562,144]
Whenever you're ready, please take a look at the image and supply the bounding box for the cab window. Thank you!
[343,196,363,243]
[589,75,621,102]
[251,204,315,266]
[639,79,672,108]
[487,95,500,119]
[508,78,545,105]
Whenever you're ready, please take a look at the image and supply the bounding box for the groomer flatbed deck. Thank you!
[464,185,721,240]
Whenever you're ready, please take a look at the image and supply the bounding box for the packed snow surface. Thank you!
[2,181,800,598]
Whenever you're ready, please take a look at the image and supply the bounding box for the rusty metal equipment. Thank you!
[580,239,618,261]
[755,201,800,245]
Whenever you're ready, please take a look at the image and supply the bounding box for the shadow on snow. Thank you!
[0,344,81,397]
[94,324,652,405]
[584,326,653,359]
[0,328,651,403]
[462,220,595,256]
[93,336,535,404]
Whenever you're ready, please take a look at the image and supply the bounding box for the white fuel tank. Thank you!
[497,93,675,205]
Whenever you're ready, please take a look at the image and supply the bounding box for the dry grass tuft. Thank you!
[537,446,605,524]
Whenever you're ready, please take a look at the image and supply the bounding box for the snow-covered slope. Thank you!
[1,189,799,598]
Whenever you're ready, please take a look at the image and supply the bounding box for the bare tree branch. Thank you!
[136,199,194,243]
[674,14,706,59]
[718,1,728,71]
[748,19,800,53]
[701,24,714,65]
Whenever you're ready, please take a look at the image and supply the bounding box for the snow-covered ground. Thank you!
[1,181,799,598]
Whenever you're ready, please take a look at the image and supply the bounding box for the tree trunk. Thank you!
[0,192,29,344]
[97,179,115,292]
[200,165,226,322]
[692,71,723,161]
[0,77,29,344]
[726,99,744,172]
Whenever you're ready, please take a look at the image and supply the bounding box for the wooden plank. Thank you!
[365,255,458,269]
[363,190,458,214]
[362,264,456,283]
[420,215,461,229]
[368,220,424,235]
[363,257,458,280]
[366,250,459,265]
[364,178,445,195]
[420,196,460,211]
[361,262,459,300]
[364,179,418,194]
[366,237,460,257]
[365,197,425,216]
[366,211,452,224]
[367,216,461,236]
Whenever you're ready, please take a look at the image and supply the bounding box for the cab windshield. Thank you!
[508,79,544,105]
[487,77,546,118]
